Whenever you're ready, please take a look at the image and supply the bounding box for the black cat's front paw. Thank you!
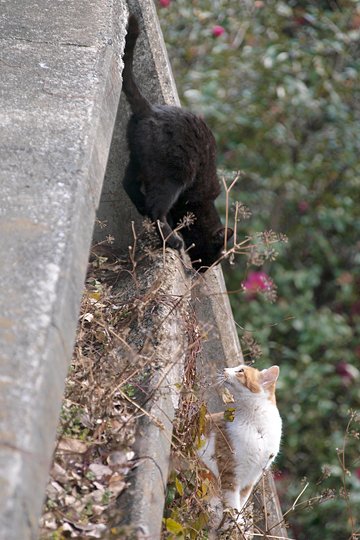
[166,232,184,251]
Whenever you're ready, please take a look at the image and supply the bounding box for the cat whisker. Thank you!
[209,380,223,389]
[215,373,226,386]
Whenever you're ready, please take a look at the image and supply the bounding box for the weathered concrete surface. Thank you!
[254,472,289,538]
[193,266,243,411]
[94,0,180,251]
[0,1,128,538]
[114,247,190,539]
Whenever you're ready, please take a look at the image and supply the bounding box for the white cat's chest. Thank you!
[226,401,282,484]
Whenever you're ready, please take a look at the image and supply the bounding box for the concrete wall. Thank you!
[0,1,128,538]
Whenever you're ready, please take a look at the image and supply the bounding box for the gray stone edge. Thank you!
[115,252,189,539]
[0,3,128,539]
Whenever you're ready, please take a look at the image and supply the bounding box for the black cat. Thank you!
[122,14,233,271]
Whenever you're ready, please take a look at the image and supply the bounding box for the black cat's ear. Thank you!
[212,227,234,246]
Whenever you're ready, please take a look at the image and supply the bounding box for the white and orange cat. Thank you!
[197,364,282,533]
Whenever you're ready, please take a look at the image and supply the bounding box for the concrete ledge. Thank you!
[94,3,192,535]
[0,1,128,538]
[192,266,243,411]
[254,472,288,539]
[113,248,190,539]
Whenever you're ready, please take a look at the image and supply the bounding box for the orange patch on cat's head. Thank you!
[224,365,261,393]
[224,364,280,403]
[238,365,262,393]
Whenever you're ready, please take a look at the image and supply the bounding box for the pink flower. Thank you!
[351,300,360,317]
[335,361,359,384]
[159,0,170,7]
[294,14,315,26]
[355,468,360,480]
[273,470,287,481]
[243,271,273,296]
[212,25,225,38]
[294,16,308,26]
[298,201,309,213]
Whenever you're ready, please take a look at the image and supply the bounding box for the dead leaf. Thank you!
[64,495,76,506]
[107,450,134,469]
[42,515,57,530]
[108,473,126,496]
[58,438,88,454]
[222,387,235,404]
[65,520,107,538]
[51,462,68,483]
[86,523,107,538]
[47,481,64,497]
[88,463,112,479]
[224,407,236,422]
[62,522,75,534]
[107,419,124,432]
[91,489,106,503]
[92,504,106,516]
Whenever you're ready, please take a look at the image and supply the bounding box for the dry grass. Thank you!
[39,229,191,539]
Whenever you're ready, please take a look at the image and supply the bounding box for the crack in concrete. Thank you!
[59,41,93,48]
[12,36,94,48]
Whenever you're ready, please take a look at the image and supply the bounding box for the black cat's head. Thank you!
[186,227,234,272]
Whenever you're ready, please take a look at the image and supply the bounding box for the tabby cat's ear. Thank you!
[260,365,279,387]
[212,227,234,246]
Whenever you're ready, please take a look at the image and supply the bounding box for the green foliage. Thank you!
[59,403,90,441]
[158,1,360,538]
[163,469,210,539]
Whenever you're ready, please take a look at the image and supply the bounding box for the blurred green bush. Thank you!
[158,1,360,538]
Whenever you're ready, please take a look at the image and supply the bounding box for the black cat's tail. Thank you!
[122,15,152,116]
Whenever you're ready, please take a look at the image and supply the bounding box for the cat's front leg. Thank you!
[158,219,184,250]
[123,161,146,215]
[220,488,248,535]
[145,183,184,251]
[223,488,241,514]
